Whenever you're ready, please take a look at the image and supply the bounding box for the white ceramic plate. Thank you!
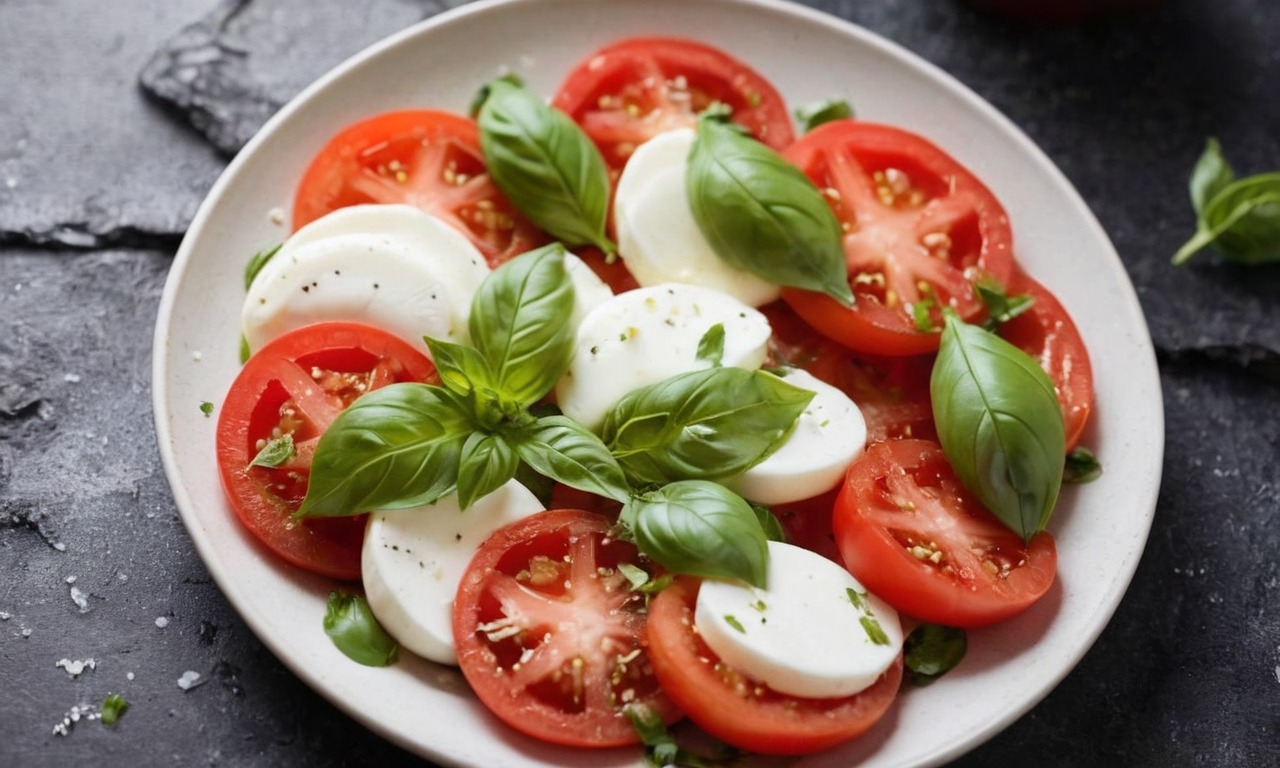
[152,0,1164,765]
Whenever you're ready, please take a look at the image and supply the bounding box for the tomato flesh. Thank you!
[452,510,680,748]
[646,578,902,756]
[834,439,1057,628]
[553,37,794,174]
[782,120,1014,356]
[215,323,437,580]
[291,109,546,267]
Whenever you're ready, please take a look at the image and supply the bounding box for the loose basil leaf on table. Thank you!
[505,414,633,504]
[474,76,615,254]
[903,623,967,687]
[297,383,473,517]
[795,97,853,133]
[1174,138,1280,265]
[624,479,771,588]
[931,313,1065,541]
[457,431,520,510]
[100,693,130,726]
[468,243,576,409]
[323,591,398,667]
[687,110,853,305]
[601,367,815,488]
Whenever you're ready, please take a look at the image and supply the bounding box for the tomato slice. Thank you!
[833,439,1057,628]
[552,37,794,173]
[999,269,1094,451]
[215,322,438,580]
[762,300,936,443]
[646,578,902,756]
[452,510,681,748]
[781,121,1015,356]
[291,109,546,267]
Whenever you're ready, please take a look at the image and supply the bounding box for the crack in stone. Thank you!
[1157,343,1280,383]
[0,498,65,552]
[0,225,184,251]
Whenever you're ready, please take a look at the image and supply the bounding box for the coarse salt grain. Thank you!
[55,658,96,678]
[177,670,203,691]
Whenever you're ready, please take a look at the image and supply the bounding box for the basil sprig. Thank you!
[601,367,814,488]
[687,109,853,305]
[474,76,615,255]
[1174,138,1280,265]
[622,480,770,588]
[795,98,853,133]
[299,244,631,516]
[931,312,1065,541]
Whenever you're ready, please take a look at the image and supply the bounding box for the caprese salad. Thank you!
[214,36,1097,763]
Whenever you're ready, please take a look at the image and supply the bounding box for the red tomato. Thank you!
[291,109,545,267]
[552,37,794,173]
[572,246,640,295]
[833,440,1057,628]
[645,578,902,756]
[781,121,1015,356]
[762,301,936,443]
[452,510,681,748]
[999,269,1094,451]
[770,488,842,563]
[215,323,437,580]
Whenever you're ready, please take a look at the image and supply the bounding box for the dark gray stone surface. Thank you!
[2,0,1277,766]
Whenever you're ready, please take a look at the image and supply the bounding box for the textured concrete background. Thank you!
[1,0,1278,765]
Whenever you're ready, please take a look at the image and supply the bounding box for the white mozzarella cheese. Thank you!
[722,368,868,505]
[563,251,614,329]
[554,283,772,431]
[242,204,490,353]
[695,540,902,699]
[361,480,544,666]
[612,129,781,308]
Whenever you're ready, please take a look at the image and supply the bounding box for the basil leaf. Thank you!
[323,591,398,667]
[687,114,852,305]
[795,98,853,133]
[299,383,473,517]
[476,78,615,253]
[975,277,1034,330]
[931,314,1065,541]
[239,334,251,364]
[602,367,814,487]
[243,242,281,291]
[1064,446,1103,484]
[469,244,576,408]
[1175,139,1280,265]
[695,323,726,367]
[1189,137,1235,216]
[100,693,129,726]
[424,336,495,398]
[506,415,632,503]
[627,480,770,588]
[248,433,295,469]
[751,503,788,543]
[903,623,967,687]
[457,432,519,510]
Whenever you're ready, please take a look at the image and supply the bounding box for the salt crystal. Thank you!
[155,616,169,628]
[192,350,203,362]
[21,628,32,637]
[55,658,96,678]
[65,575,76,584]
[269,207,286,226]
[177,670,203,690]
[69,586,89,613]
[63,373,81,383]
[0,611,10,620]
[53,542,67,552]
[126,672,135,681]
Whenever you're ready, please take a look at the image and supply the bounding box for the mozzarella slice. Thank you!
[361,480,544,666]
[695,540,903,699]
[563,251,614,329]
[613,128,781,308]
[722,368,868,505]
[555,283,772,431]
[243,204,490,353]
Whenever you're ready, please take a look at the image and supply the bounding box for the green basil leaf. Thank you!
[903,623,967,687]
[628,480,769,588]
[931,314,1065,541]
[687,114,852,305]
[456,432,519,510]
[248,433,295,469]
[624,702,731,768]
[750,503,788,543]
[243,242,281,291]
[695,323,726,367]
[239,334,251,364]
[469,243,576,408]
[476,78,615,253]
[602,367,814,487]
[299,383,473,517]
[506,414,632,503]
[100,693,130,726]
[424,336,495,398]
[1189,137,1235,216]
[323,591,398,667]
[975,277,1035,330]
[1064,446,1103,484]
[795,98,853,133]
